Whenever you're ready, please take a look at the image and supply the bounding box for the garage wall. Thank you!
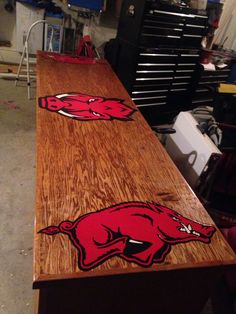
[0,2,20,63]
[214,0,236,50]
[0,2,117,64]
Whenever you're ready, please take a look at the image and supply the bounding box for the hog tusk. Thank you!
[92,111,102,117]
[180,224,200,236]
[192,231,201,237]
[58,110,85,119]
[129,239,143,244]
[56,93,74,98]
[181,223,191,234]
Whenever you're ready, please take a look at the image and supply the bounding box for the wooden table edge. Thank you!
[33,259,236,289]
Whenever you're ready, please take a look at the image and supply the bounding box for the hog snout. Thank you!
[178,222,215,239]
[39,97,47,108]
[202,226,215,238]
[39,96,65,111]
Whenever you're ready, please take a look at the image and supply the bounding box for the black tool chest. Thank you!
[110,0,208,125]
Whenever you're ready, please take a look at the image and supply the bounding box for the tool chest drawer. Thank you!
[132,83,171,92]
[198,68,230,85]
[135,48,198,87]
[192,86,214,106]
[200,69,231,82]
[132,84,170,98]
[138,51,179,64]
[138,48,200,65]
[130,46,199,123]
[145,9,207,29]
[141,4,207,47]
[191,68,231,106]
[132,84,169,107]
[134,96,167,107]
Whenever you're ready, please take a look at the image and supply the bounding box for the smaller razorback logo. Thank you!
[39,202,216,271]
[38,93,136,121]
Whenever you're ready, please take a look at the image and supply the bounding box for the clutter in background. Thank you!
[1,0,119,60]
[192,106,222,146]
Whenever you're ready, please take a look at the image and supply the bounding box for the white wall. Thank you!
[0,2,20,63]
[86,22,117,51]
[214,0,236,50]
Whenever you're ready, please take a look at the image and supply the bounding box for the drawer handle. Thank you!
[132,90,169,94]
[138,63,176,66]
[140,53,178,57]
[142,33,181,39]
[214,75,228,78]
[144,18,184,27]
[183,34,202,38]
[170,88,187,91]
[136,77,173,81]
[202,75,228,79]
[132,95,167,101]
[172,82,189,85]
[137,102,166,107]
[186,24,205,29]
[199,81,225,84]
[136,70,174,73]
[174,76,191,79]
[196,88,209,92]
[176,70,194,73]
[152,10,207,19]
[144,25,183,32]
[181,54,199,57]
[192,99,213,103]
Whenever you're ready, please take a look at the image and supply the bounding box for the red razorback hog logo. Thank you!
[39,202,216,271]
[38,93,136,121]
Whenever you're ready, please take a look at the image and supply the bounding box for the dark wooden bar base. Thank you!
[35,267,222,314]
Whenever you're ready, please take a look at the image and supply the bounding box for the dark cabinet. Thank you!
[108,0,208,125]
[192,67,231,107]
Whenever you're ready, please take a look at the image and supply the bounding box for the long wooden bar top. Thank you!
[34,52,236,308]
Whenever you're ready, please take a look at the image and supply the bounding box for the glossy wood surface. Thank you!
[34,51,236,288]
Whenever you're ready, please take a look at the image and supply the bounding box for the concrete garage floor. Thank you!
[0,79,35,314]
[0,78,233,314]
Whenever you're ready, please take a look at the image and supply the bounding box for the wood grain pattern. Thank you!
[34,51,236,288]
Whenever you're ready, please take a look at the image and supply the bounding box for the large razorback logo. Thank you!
[39,202,216,271]
[38,93,136,121]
